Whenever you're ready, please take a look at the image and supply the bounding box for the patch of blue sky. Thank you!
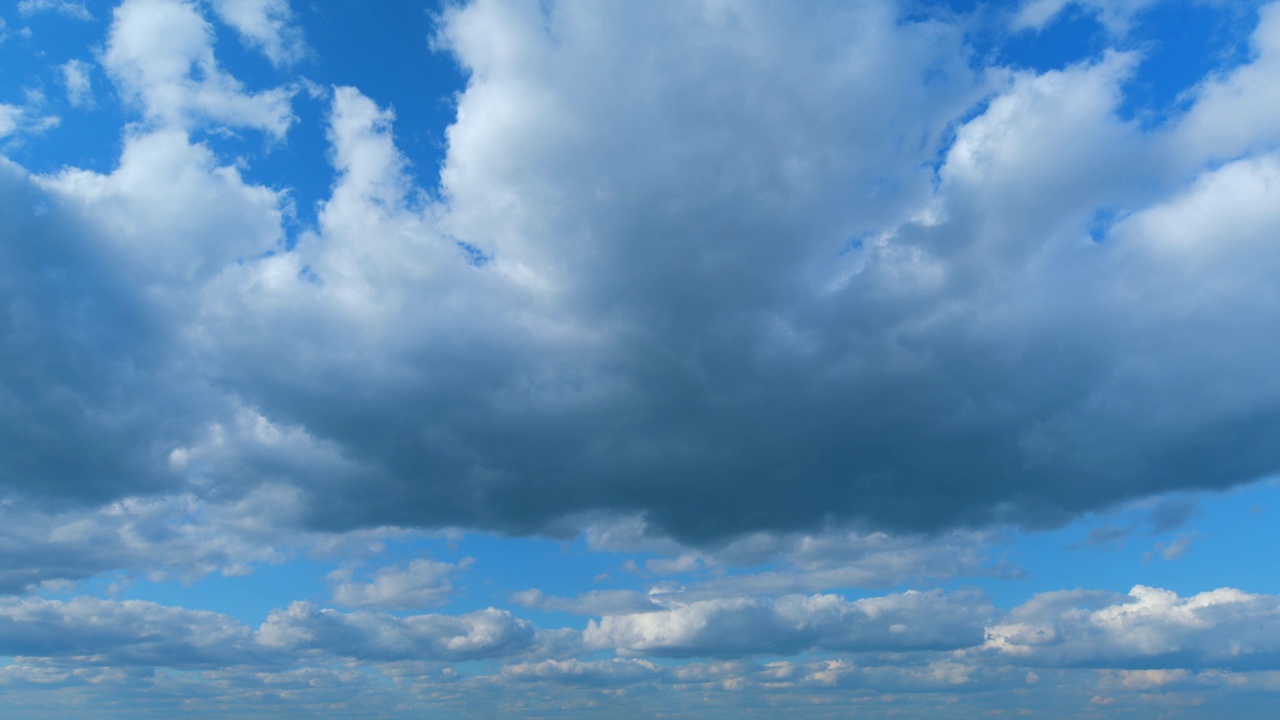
[928,1,1267,130]
[116,560,331,624]
[949,477,1280,609]
[0,8,122,174]
[1112,1,1260,126]
[218,1,463,236]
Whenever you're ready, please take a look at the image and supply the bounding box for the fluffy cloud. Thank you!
[208,0,307,66]
[329,557,472,610]
[189,0,1280,546]
[8,0,1280,552]
[0,489,293,593]
[985,585,1280,669]
[101,0,294,135]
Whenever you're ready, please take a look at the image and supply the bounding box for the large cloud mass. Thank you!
[4,0,1280,548]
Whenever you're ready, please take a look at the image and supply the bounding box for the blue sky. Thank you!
[3,0,1280,717]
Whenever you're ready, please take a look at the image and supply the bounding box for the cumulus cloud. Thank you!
[7,0,1280,552]
[208,0,307,66]
[1174,3,1280,162]
[586,590,992,658]
[329,557,472,610]
[0,122,290,508]
[0,488,298,594]
[32,0,1266,547]
[984,585,1280,669]
[257,602,536,661]
[101,0,294,136]
[0,596,259,667]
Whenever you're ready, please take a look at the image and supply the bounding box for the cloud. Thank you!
[207,0,307,67]
[0,125,289,508]
[1012,0,1158,34]
[511,588,664,617]
[0,488,297,594]
[0,596,259,667]
[984,585,1280,669]
[502,657,665,687]
[1174,2,1280,162]
[101,0,294,136]
[0,593,545,670]
[17,0,92,21]
[1144,532,1197,562]
[329,557,472,610]
[0,99,58,138]
[60,59,92,108]
[257,602,536,661]
[6,0,1280,555]
[586,590,992,658]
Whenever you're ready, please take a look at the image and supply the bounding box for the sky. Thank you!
[2,0,1280,716]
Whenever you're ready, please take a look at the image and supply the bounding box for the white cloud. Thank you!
[101,0,294,136]
[1174,3,1280,164]
[984,585,1280,669]
[17,0,92,21]
[257,602,536,661]
[0,489,295,593]
[1013,0,1159,34]
[329,557,472,610]
[0,100,58,138]
[0,104,21,137]
[208,0,307,66]
[60,59,92,108]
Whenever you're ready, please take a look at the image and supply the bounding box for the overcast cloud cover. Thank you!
[3,0,1280,716]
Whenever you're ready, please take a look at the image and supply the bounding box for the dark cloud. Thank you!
[4,0,1280,551]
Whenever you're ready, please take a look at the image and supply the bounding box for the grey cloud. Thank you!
[202,0,1280,546]
[0,596,261,667]
[0,593,547,671]
[1144,497,1199,534]
[257,602,536,661]
[585,589,992,658]
[502,658,665,687]
[511,588,664,617]
[5,0,1280,552]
